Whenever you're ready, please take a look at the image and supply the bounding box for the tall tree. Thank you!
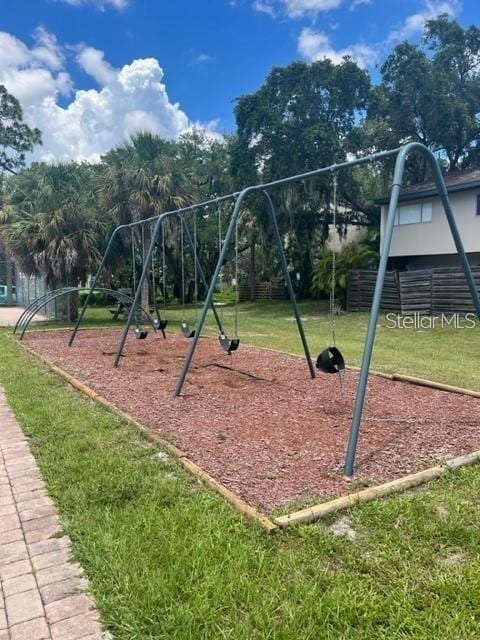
[0,86,42,303]
[377,16,480,174]
[233,58,372,294]
[0,86,41,175]
[98,132,196,308]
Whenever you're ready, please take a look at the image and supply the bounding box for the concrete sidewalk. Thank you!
[0,308,47,328]
[0,388,108,640]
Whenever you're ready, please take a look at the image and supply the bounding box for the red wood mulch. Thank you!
[25,328,480,513]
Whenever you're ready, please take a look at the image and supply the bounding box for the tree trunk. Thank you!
[68,291,79,322]
[140,226,151,312]
[141,277,149,314]
[6,254,14,306]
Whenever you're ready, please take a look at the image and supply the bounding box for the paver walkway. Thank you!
[0,307,47,328]
[0,388,108,640]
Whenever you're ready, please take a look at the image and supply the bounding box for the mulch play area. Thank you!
[25,328,480,513]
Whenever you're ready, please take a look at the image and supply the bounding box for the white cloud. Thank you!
[57,0,129,10]
[283,0,342,17]
[387,0,460,44]
[252,0,277,17]
[76,46,117,85]
[251,0,342,18]
[0,29,72,106]
[349,0,372,10]
[192,53,215,64]
[0,33,30,69]
[298,27,378,68]
[31,26,65,71]
[297,1,461,69]
[0,29,220,164]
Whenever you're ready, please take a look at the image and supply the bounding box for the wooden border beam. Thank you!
[15,332,480,533]
[15,338,278,534]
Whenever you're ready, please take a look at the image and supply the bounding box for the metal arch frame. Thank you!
[16,287,155,340]
[70,142,480,478]
[14,287,73,334]
[16,287,86,338]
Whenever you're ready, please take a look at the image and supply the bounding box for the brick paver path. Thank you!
[0,388,109,640]
[0,308,47,328]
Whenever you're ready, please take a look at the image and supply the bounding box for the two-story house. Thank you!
[378,170,480,270]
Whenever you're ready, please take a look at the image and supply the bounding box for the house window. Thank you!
[421,202,432,222]
[394,201,433,226]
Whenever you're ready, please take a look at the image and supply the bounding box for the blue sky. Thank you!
[0,0,476,162]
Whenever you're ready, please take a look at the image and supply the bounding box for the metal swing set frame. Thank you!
[67,142,480,477]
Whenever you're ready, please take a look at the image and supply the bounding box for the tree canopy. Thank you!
[1,16,480,301]
[234,58,371,183]
[0,85,41,175]
[372,16,480,173]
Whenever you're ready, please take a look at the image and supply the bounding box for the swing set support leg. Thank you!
[69,226,121,347]
[174,192,247,396]
[174,188,315,396]
[113,217,163,367]
[262,191,315,379]
[343,142,480,478]
[180,215,225,335]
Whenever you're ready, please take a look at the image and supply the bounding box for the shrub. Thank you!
[311,240,378,307]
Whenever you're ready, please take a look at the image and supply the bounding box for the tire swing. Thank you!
[180,214,197,339]
[131,227,148,340]
[316,171,345,375]
[151,223,168,339]
[217,202,240,355]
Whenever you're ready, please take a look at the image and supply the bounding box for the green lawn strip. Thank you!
[2,331,480,638]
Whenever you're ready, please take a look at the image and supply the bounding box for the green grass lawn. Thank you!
[4,300,480,639]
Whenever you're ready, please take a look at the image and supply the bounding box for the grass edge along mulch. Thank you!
[15,331,480,531]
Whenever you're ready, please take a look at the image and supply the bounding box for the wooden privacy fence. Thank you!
[238,279,287,302]
[347,267,480,314]
[346,270,401,312]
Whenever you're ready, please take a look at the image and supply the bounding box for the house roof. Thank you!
[376,169,480,205]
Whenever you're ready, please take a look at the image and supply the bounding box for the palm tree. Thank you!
[311,239,379,308]
[0,162,105,319]
[97,132,196,308]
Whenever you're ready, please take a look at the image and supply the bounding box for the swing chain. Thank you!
[329,170,338,347]
[216,198,225,324]
[131,227,136,294]
[234,214,239,339]
[193,212,198,322]
[162,222,167,313]
[180,217,186,319]
[150,224,156,302]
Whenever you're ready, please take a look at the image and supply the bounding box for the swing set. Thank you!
[67,142,480,477]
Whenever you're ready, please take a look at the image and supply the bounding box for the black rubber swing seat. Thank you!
[154,318,168,331]
[218,332,240,355]
[153,318,168,339]
[316,346,345,374]
[135,328,148,340]
[181,322,195,338]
